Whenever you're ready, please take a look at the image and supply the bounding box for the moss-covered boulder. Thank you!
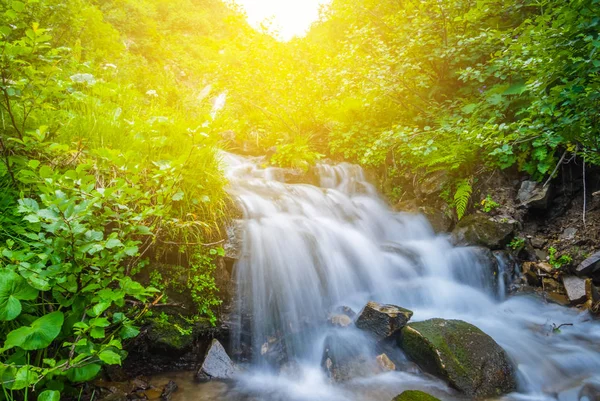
[451,214,518,250]
[398,319,516,398]
[145,318,194,354]
[392,390,441,401]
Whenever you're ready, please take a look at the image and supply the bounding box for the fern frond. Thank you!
[454,178,473,220]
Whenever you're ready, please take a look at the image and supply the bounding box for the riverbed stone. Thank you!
[451,214,518,250]
[398,318,516,398]
[575,251,600,277]
[562,276,587,305]
[321,332,376,381]
[355,301,413,341]
[376,353,396,372]
[196,339,236,381]
[392,390,441,401]
[517,180,551,209]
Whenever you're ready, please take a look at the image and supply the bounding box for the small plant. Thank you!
[548,247,573,269]
[481,195,500,213]
[453,179,473,220]
[509,237,525,250]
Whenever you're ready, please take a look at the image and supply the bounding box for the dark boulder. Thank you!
[196,339,236,381]
[392,390,441,401]
[355,301,413,341]
[575,251,600,277]
[451,214,518,250]
[398,318,516,398]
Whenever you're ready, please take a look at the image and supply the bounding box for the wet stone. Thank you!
[562,276,587,305]
[398,318,516,398]
[392,390,441,401]
[196,339,236,381]
[576,251,600,277]
[355,301,413,341]
[376,353,396,372]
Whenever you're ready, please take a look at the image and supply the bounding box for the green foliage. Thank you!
[480,195,500,213]
[508,237,526,250]
[548,247,573,269]
[270,136,324,171]
[453,180,473,220]
[0,1,231,397]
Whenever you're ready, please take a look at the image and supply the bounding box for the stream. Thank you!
[160,154,600,401]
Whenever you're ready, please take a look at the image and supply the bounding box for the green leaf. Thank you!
[119,324,140,339]
[38,390,61,401]
[3,311,64,351]
[105,238,123,249]
[90,326,105,339]
[11,366,38,390]
[172,191,184,201]
[11,1,25,12]
[503,82,528,95]
[0,270,39,321]
[65,363,101,383]
[98,350,121,365]
[39,165,53,179]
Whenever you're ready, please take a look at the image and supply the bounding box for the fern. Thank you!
[454,179,473,220]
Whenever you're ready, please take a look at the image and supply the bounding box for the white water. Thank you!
[216,153,600,401]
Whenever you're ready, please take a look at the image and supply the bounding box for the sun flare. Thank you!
[235,0,328,40]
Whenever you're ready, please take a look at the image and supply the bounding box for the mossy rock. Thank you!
[451,214,518,249]
[146,317,193,354]
[398,318,516,398]
[392,390,441,401]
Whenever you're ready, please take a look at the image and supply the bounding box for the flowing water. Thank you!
[165,154,600,401]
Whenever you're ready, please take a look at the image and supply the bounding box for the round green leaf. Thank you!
[98,350,121,365]
[0,270,39,321]
[65,363,101,383]
[38,390,61,401]
[3,311,64,351]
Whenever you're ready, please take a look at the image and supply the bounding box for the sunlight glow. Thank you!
[235,0,328,40]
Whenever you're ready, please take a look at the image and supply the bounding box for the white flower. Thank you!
[146,90,158,97]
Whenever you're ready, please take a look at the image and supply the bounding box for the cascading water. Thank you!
[182,153,600,401]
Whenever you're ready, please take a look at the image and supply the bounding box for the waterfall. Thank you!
[218,153,600,401]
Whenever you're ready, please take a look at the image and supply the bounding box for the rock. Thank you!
[224,221,243,260]
[321,332,376,382]
[530,237,546,249]
[329,314,353,327]
[560,227,578,241]
[392,390,441,401]
[146,319,193,354]
[517,180,551,209]
[417,171,448,198]
[398,318,516,398]
[546,292,570,306]
[562,276,587,305]
[376,353,396,372]
[160,380,178,401]
[418,206,453,233]
[196,339,236,381]
[355,301,413,341]
[451,214,518,250]
[575,251,600,277]
[382,243,422,267]
[542,277,561,292]
[333,305,357,318]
